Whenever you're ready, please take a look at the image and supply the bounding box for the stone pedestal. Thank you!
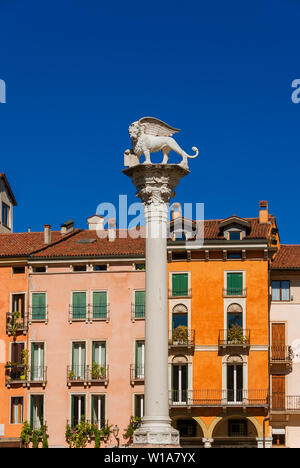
[123,164,189,446]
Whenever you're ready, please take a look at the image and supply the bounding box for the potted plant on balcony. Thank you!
[173,325,188,345]
[20,349,29,381]
[227,325,245,344]
[68,369,75,381]
[91,362,100,380]
[100,365,106,380]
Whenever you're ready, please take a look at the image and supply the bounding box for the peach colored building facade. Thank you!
[26,227,146,447]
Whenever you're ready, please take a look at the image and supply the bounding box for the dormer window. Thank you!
[174,231,186,241]
[2,202,10,228]
[228,231,241,241]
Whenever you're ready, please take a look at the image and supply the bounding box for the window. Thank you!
[92,291,107,320]
[71,395,86,427]
[272,433,285,446]
[172,364,188,404]
[272,280,290,301]
[30,343,45,381]
[177,419,196,437]
[227,304,243,329]
[174,231,186,241]
[134,291,145,319]
[172,251,188,261]
[10,397,23,424]
[72,342,86,380]
[92,342,106,380]
[94,264,107,271]
[228,419,247,437]
[2,202,10,227]
[227,364,243,403]
[33,266,46,273]
[135,341,144,379]
[72,292,87,319]
[12,266,25,275]
[172,273,189,297]
[73,265,87,272]
[228,231,241,240]
[134,395,144,418]
[9,343,25,381]
[91,395,106,429]
[226,272,243,296]
[172,312,188,330]
[31,293,46,321]
[227,251,242,259]
[30,395,44,430]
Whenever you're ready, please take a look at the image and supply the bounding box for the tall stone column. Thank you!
[123,164,189,446]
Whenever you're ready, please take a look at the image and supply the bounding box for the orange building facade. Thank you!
[166,202,278,447]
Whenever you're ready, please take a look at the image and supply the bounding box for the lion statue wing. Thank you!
[139,117,180,137]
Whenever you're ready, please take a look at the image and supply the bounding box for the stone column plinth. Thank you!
[123,164,189,446]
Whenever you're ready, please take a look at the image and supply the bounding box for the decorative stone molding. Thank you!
[123,164,189,207]
[202,438,214,448]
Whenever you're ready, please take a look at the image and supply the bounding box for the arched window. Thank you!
[172,304,188,330]
[227,303,243,329]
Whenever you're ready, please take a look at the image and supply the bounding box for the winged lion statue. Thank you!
[124,117,198,169]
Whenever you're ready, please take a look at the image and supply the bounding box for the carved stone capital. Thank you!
[123,164,189,207]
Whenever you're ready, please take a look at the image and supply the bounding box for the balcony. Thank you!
[67,365,109,387]
[131,303,145,321]
[270,345,293,374]
[223,288,247,298]
[29,306,48,324]
[169,389,268,408]
[168,328,195,352]
[168,288,192,299]
[68,305,109,323]
[28,366,47,387]
[218,328,250,352]
[5,364,27,387]
[271,394,300,414]
[6,312,28,335]
[5,364,47,388]
[130,365,144,385]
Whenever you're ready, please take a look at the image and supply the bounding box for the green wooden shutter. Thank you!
[30,395,33,429]
[93,292,107,319]
[32,293,46,320]
[73,292,86,319]
[71,395,75,427]
[172,274,188,296]
[135,291,145,318]
[227,273,243,295]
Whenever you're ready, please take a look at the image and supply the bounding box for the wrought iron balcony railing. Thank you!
[29,306,48,323]
[130,364,144,384]
[218,329,250,347]
[132,303,145,320]
[67,365,109,386]
[270,345,294,362]
[168,329,195,348]
[168,288,192,299]
[68,305,109,322]
[5,364,27,386]
[169,389,268,407]
[223,288,247,298]
[6,312,28,335]
[5,364,47,387]
[270,394,300,413]
[28,366,47,385]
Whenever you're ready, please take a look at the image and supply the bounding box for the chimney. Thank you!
[171,202,182,220]
[259,201,269,224]
[61,219,74,235]
[108,218,116,242]
[87,215,104,231]
[44,224,51,244]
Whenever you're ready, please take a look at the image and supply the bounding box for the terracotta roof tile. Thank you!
[271,245,300,270]
[0,230,79,257]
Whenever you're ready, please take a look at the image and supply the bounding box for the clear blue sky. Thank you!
[0,0,299,243]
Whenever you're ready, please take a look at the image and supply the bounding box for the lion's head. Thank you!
[128,121,144,140]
